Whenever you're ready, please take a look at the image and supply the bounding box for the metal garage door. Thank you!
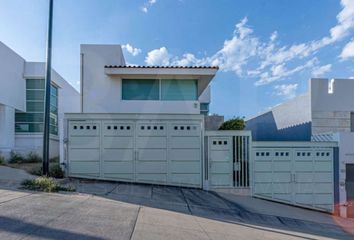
[253,143,335,212]
[67,116,202,188]
[68,121,101,177]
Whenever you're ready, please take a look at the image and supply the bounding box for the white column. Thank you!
[0,104,15,155]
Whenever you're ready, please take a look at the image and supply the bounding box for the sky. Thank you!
[1,0,354,119]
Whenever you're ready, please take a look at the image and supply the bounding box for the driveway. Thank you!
[0,166,353,239]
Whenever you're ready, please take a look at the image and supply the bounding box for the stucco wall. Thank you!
[0,42,26,111]
[246,94,311,141]
[311,79,354,135]
[81,44,211,114]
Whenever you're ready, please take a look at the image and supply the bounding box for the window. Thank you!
[122,79,198,101]
[161,79,197,100]
[200,103,209,115]
[351,113,354,132]
[15,79,58,135]
[122,79,159,100]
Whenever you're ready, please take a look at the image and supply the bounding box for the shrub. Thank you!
[49,164,64,178]
[26,152,42,163]
[28,163,64,178]
[29,165,42,176]
[21,177,74,192]
[0,155,5,165]
[9,151,24,164]
[219,116,246,130]
[50,156,59,163]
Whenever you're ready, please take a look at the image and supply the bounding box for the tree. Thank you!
[218,116,245,130]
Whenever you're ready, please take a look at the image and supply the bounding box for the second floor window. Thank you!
[122,79,197,101]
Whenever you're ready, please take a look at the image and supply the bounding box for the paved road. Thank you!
[0,167,353,239]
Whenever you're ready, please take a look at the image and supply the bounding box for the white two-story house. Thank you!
[65,44,218,188]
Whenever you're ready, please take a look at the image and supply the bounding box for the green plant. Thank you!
[26,152,42,163]
[29,165,42,176]
[9,151,24,164]
[21,177,74,192]
[49,163,64,178]
[0,155,5,165]
[49,156,59,163]
[219,116,246,130]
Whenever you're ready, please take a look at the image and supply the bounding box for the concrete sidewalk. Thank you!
[0,167,353,239]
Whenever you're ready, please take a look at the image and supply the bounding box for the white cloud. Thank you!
[143,0,354,87]
[340,40,354,60]
[122,44,142,56]
[274,84,298,99]
[312,64,332,77]
[141,0,157,13]
[145,47,170,65]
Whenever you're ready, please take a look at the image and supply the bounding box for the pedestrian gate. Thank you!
[205,131,252,189]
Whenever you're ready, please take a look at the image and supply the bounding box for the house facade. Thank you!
[246,78,354,217]
[246,78,354,140]
[64,44,218,188]
[0,42,80,160]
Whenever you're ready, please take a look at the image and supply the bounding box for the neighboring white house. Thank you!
[246,78,354,217]
[0,42,80,160]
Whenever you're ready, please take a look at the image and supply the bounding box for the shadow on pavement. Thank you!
[66,179,354,240]
[0,216,104,240]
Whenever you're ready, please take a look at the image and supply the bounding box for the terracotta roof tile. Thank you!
[104,65,219,69]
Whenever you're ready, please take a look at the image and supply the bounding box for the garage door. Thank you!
[67,118,202,188]
[253,146,334,212]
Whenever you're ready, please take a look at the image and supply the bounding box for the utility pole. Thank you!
[42,0,54,176]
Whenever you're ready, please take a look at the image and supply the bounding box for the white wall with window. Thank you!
[0,43,80,160]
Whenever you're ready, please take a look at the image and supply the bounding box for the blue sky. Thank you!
[1,0,354,119]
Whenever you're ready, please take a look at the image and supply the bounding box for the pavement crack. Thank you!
[180,189,192,214]
[129,206,141,240]
[0,192,35,206]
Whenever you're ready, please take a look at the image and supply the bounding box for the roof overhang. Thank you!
[104,66,218,96]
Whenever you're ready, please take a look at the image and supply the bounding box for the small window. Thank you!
[213,141,217,145]
[80,126,84,129]
[86,126,90,130]
[174,126,178,130]
[107,126,111,130]
[73,126,77,129]
[127,126,131,130]
[326,152,330,156]
[285,152,289,156]
[147,126,151,130]
[153,126,157,130]
[256,152,259,156]
[223,141,227,145]
[275,152,279,156]
[120,126,124,130]
[261,152,264,156]
[160,126,164,130]
[218,141,222,145]
[307,152,311,156]
[187,126,191,130]
[297,152,300,156]
[114,126,118,130]
[180,126,184,130]
[265,152,270,156]
[93,126,96,130]
[141,126,145,130]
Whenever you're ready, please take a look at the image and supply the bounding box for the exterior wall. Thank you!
[246,94,311,141]
[0,105,15,157]
[0,42,80,160]
[81,44,212,114]
[204,115,224,130]
[0,42,26,111]
[311,78,354,135]
[334,132,354,218]
[15,134,59,159]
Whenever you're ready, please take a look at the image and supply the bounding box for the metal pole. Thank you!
[42,0,54,176]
